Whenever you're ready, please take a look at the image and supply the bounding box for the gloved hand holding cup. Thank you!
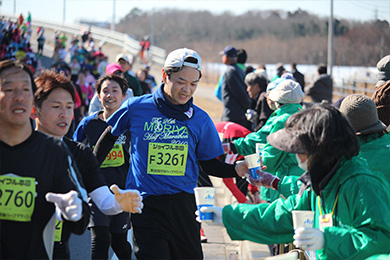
[292,210,324,250]
[194,187,215,222]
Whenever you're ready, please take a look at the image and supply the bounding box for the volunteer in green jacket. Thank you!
[201,104,390,260]
[255,93,390,199]
[339,94,390,182]
[231,79,304,201]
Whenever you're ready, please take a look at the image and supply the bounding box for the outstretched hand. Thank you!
[46,190,82,222]
[235,160,267,178]
[110,184,143,214]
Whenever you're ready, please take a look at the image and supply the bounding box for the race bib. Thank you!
[54,219,63,242]
[101,144,125,168]
[0,175,36,222]
[147,142,188,176]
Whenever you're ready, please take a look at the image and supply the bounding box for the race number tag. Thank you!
[0,175,36,222]
[54,219,63,242]
[101,144,125,168]
[147,143,188,176]
[319,213,333,231]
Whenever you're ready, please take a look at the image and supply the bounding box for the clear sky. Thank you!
[1,0,389,25]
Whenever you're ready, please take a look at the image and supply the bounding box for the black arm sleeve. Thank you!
[198,158,239,178]
[93,126,118,166]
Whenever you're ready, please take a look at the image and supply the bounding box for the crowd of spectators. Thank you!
[0,14,38,73]
[47,26,156,132]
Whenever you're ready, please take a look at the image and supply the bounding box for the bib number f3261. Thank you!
[147,143,188,176]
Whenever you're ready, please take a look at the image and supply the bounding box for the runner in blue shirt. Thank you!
[102,48,250,259]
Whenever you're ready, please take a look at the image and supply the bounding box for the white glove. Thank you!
[110,184,143,214]
[46,190,82,222]
[197,206,224,227]
[293,227,325,250]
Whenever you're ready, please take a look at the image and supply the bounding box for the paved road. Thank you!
[67,177,241,260]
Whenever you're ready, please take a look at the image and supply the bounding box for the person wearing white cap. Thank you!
[116,53,143,96]
[229,79,305,203]
[96,48,251,259]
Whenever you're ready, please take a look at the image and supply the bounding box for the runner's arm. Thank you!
[93,126,118,166]
[199,158,239,178]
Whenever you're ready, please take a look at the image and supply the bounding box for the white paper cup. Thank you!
[194,187,215,222]
[292,210,315,230]
[265,252,298,260]
[244,153,261,179]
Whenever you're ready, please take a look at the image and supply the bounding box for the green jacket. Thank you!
[366,255,390,260]
[277,132,390,199]
[223,156,390,260]
[358,132,390,182]
[234,103,304,201]
[124,72,143,96]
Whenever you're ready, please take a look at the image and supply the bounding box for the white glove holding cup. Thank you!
[293,227,325,250]
[197,206,224,227]
[46,190,82,222]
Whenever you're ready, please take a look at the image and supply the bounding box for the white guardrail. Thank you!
[2,14,166,66]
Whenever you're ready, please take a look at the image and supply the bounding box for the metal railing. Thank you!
[2,14,166,66]
[333,78,376,98]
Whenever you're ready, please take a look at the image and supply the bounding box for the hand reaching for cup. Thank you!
[235,157,268,177]
[110,185,143,214]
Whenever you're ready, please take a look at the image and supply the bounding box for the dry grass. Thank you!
[193,96,223,123]
[193,81,223,122]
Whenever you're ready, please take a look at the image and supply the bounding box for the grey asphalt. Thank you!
[67,177,241,260]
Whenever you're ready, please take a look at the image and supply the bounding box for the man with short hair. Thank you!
[305,64,333,103]
[220,45,251,130]
[290,63,305,91]
[236,48,247,72]
[101,48,250,259]
[116,53,143,96]
[74,74,136,259]
[244,72,272,131]
[33,69,143,259]
[0,59,90,259]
